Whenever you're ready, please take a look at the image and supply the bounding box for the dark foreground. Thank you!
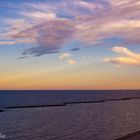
[1,99,140,140]
[116,130,140,140]
[1,90,140,140]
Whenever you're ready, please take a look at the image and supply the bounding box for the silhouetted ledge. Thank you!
[6,103,66,109]
[115,130,140,140]
[65,97,140,105]
[2,96,140,110]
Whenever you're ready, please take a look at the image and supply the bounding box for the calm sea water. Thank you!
[0,90,140,140]
[0,90,140,108]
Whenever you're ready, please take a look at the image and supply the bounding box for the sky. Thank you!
[0,0,140,90]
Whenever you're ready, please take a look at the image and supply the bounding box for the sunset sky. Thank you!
[0,0,140,90]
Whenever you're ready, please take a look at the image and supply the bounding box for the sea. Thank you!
[0,90,140,140]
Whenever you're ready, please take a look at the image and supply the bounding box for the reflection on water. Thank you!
[0,99,140,140]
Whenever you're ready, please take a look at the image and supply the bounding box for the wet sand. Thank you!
[1,99,140,140]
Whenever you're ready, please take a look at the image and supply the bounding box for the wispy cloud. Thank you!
[21,11,56,21]
[70,47,81,52]
[68,59,77,65]
[0,0,140,57]
[59,53,77,64]
[0,41,16,45]
[59,53,71,60]
[81,55,94,64]
[103,46,140,66]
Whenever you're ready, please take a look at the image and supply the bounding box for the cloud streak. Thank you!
[103,46,140,66]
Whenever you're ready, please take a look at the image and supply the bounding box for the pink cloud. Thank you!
[20,19,75,56]
[0,0,140,57]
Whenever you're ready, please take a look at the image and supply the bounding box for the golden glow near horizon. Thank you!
[0,0,140,89]
[0,61,140,90]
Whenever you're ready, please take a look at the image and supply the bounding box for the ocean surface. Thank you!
[0,90,140,140]
[0,90,140,108]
